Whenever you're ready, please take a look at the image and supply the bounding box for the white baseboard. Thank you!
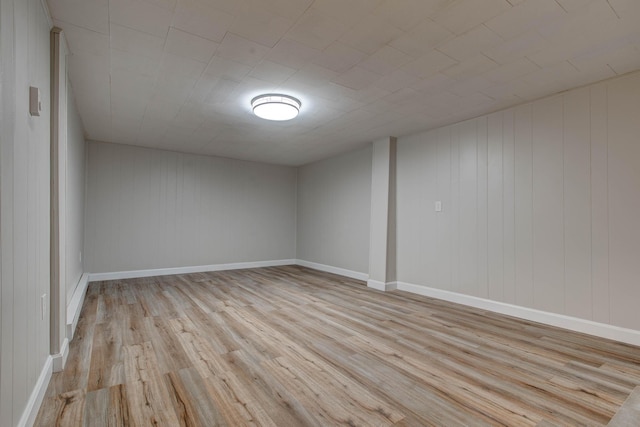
[295,259,368,281]
[396,281,640,347]
[66,273,90,340]
[88,259,297,282]
[367,279,398,291]
[52,338,69,372]
[17,355,52,427]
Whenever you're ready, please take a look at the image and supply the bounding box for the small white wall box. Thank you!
[29,86,41,116]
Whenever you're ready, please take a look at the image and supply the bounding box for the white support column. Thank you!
[368,137,397,291]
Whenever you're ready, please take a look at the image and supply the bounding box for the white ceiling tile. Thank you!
[603,45,640,75]
[341,86,391,103]
[312,42,367,73]
[144,93,184,121]
[172,0,233,42]
[110,68,155,100]
[388,18,454,57]
[448,76,495,96]
[332,67,382,91]
[243,0,313,21]
[215,33,271,66]
[164,27,219,63]
[436,25,503,61]
[111,94,147,121]
[154,74,199,102]
[412,73,457,94]
[111,48,161,77]
[57,21,109,56]
[68,52,110,86]
[605,0,640,16]
[373,0,446,31]
[230,7,294,48]
[402,49,458,78]
[520,60,578,87]
[203,56,252,80]
[485,0,566,39]
[482,57,540,83]
[109,0,173,38]
[312,0,384,25]
[266,38,321,69]
[382,88,421,105]
[432,0,512,35]
[535,0,618,41]
[284,8,350,50]
[442,54,499,79]
[359,46,413,76]
[158,53,206,78]
[109,23,165,61]
[56,0,640,165]
[483,30,546,64]
[339,14,404,55]
[48,0,109,33]
[553,0,592,13]
[374,69,421,92]
[285,63,339,87]
[250,60,297,84]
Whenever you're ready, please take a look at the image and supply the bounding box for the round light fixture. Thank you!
[251,94,301,121]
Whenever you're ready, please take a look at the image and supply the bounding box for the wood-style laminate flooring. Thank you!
[35,266,640,426]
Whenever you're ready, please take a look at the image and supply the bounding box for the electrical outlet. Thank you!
[435,201,442,212]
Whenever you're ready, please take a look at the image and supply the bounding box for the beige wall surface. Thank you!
[84,141,297,273]
[0,0,52,424]
[296,146,372,275]
[396,71,640,331]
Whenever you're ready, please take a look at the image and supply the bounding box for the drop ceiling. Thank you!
[46,0,640,166]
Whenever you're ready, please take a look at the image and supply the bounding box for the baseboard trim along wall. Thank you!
[17,355,52,427]
[67,273,90,340]
[295,259,369,281]
[395,281,640,347]
[52,338,69,373]
[367,279,398,291]
[82,260,640,346]
[88,259,297,282]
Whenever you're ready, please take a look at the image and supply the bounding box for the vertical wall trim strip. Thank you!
[50,27,61,355]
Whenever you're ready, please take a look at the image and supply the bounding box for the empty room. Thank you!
[2,0,640,425]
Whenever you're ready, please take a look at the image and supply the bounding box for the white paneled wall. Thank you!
[296,146,372,275]
[0,0,52,425]
[84,142,297,274]
[65,85,86,303]
[397,71,640,331]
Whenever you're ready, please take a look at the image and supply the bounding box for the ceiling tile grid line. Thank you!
[45,0,640,165]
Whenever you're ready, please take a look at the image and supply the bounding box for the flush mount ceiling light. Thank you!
[251,94,301,121]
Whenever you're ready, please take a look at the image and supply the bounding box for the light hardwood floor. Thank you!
[35,266,640,426]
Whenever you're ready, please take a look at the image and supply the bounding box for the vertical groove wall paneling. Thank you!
[85,142,297,274]
[436,128,452,291]
[476,117,489,299]
[295,146,373,275]
[589,84,610,324]
[563,88,592,320]
[487,112,504,301]
[502,109,516,304]
[458,119,478,297]
[513,104,534,308]
[606,74,640,330]
[395,71,640,332]
[531,96,565,314]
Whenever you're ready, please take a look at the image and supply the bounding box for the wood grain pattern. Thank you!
[35,266,640,426]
